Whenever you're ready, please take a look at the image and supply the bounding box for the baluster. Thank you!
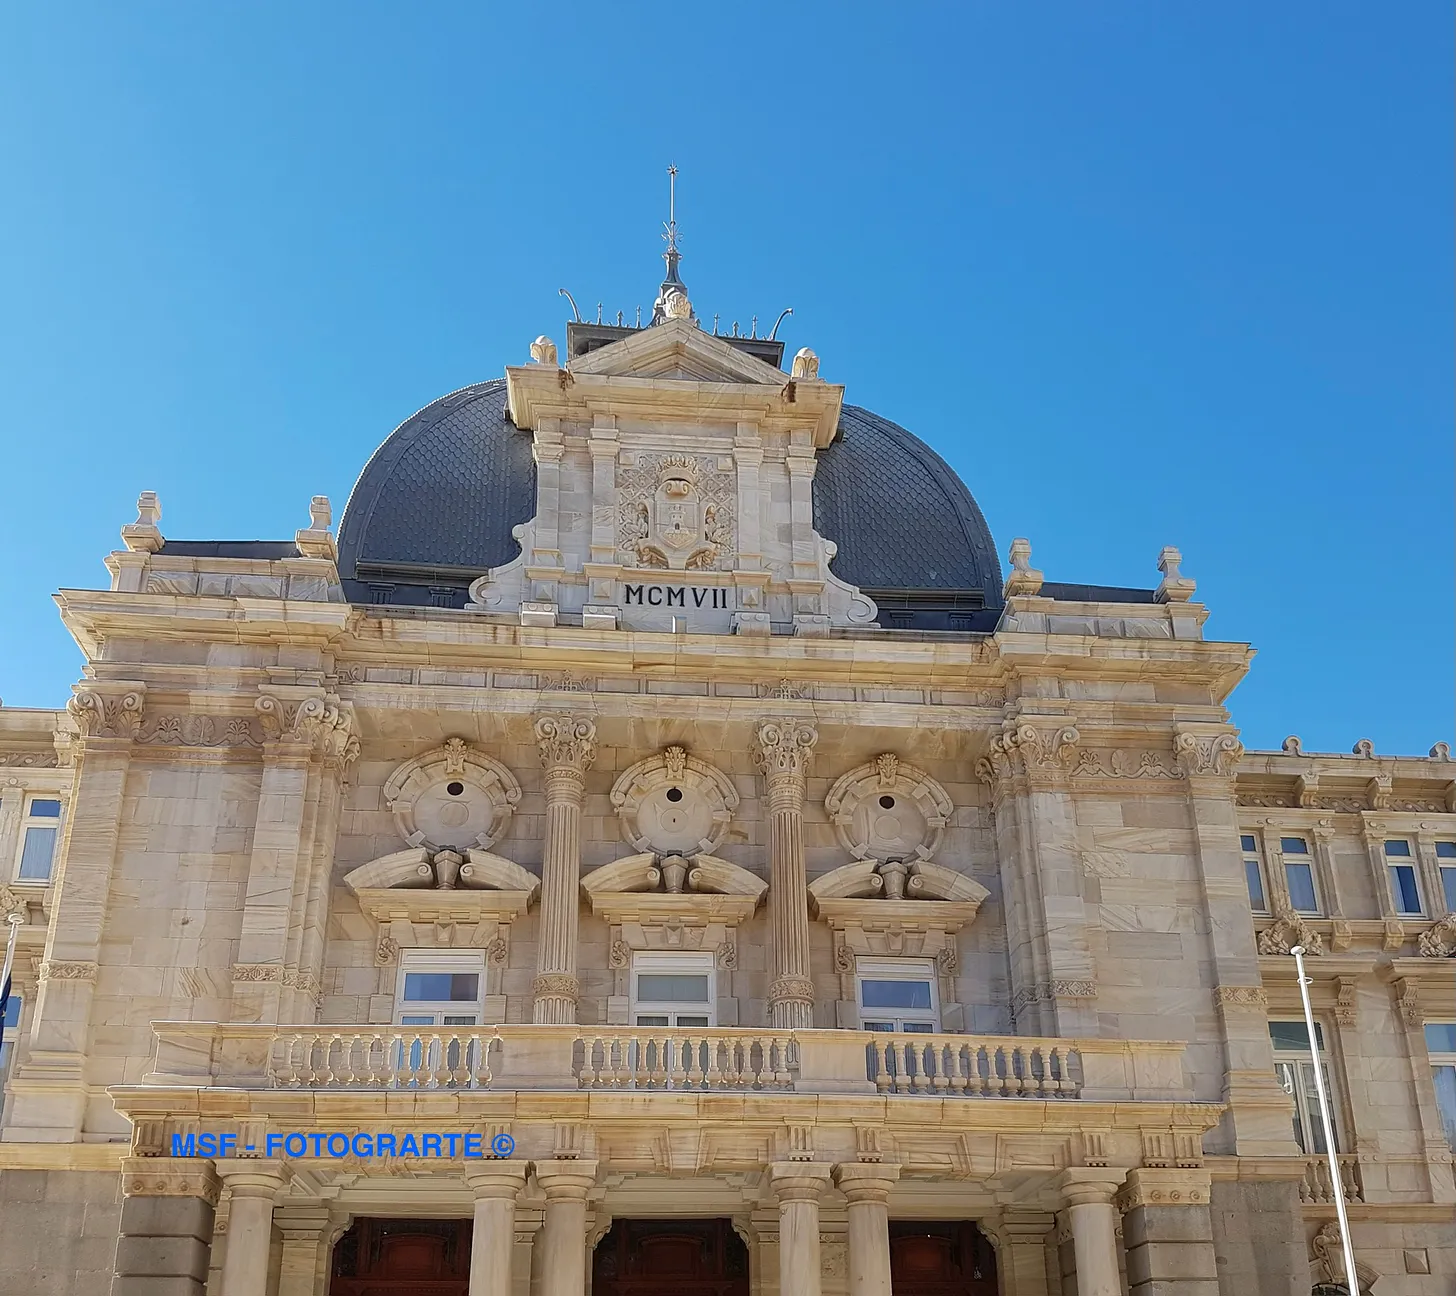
[887,1040,906,1093]
[682,1035,703,1089]
[276,1034,297,1087]
[945,1042,967,1094]
[578,1035,595,1089]
[769,1036,790,1089]
[704,1036,724,1089]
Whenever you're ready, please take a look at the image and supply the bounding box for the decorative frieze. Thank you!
[1072,749,1180,779]
[0,750,59,768]
[231,962,285,983]
[136,713,264,748]
[37,960,97,983]
[1212,985,1268,1009]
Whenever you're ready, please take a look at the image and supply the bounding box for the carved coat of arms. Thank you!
[617,455,734,571]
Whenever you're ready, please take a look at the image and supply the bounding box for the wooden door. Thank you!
[329,1217,471,1296]
[592,1218,749,1296]
[890,1221,999,1296]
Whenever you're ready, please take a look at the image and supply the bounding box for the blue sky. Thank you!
[1,3,1450,754]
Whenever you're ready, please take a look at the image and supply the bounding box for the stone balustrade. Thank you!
[1299,1153,1365,1203]
[141,1022,1192,1101]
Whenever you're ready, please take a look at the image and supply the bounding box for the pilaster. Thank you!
[1116,1168,1218,1296]
[754,719,818,1029]
[274,1205,333,1296]
[233,691,354,1023]
[9,682,143,1141]
[111,1156,219,1296]
[1174,724,1296,1157]
[976,717,1097,1035]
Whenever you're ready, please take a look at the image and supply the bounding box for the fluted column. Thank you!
[532,715,596,1024]
[834,1163,899,1296]
[466,1163,529,1296]
[533,1160,598,1296]
[1056,1170,1125,1296]
[770,1162,832,1296]
[215,1160,291,1296]
[754,720,818,1030]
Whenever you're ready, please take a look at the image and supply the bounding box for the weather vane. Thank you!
[662,163,680,255]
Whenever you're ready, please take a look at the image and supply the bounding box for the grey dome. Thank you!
[338,379,1002,624]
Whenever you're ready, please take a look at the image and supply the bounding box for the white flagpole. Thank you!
[1291,944,1359,1294]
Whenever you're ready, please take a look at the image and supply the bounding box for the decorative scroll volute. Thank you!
[1173,728,1244,778]
[67,686,146,742]
[975,719,1080,784]
[254,691,358,764]
[534,714,597,773]
[753,720,818,792]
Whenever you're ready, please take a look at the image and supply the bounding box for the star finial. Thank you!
[662,163,680,255]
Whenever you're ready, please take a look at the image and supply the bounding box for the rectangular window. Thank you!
[15,797,62,882]
[1270,1020,1339,1154]
[631,953,714,1028]
[394,953,483,1027]
[1241,834,1268,912]
[857,958,940,1033]
[1426,1023,1456,1150]
[1385,840,1423,915]
[1436,841,1456,912]
[1279,837,1319,913]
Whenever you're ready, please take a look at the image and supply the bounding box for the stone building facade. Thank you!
[0,260,1451,1296]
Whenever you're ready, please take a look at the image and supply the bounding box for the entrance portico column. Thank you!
[770,1162,832,1296]
[216,1159,291,1296]
[754,720,819,1030]
[465,1162,530,1296]
[1056,1170,1126,1296]
[532,715,596,1024]
[533,1159,598,1296]
[833,1163,899,1296]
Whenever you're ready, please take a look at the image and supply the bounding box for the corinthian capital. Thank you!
[534,714,597,772]
[975,719,1080,783]
[753,719,818,787]
[67,684,146,741]
[256,691,357,763]
[1173,727,1244,779]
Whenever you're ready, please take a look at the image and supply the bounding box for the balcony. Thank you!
[1299,1154,1365,1204]
[141,1023,1191,1102]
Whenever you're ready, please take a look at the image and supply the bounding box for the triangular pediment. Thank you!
[569,318,787,385]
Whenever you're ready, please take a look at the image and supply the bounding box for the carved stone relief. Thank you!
[610,746,739,857]
[616,453,735,572]
[383,738,523,852]
[824,754,953,863]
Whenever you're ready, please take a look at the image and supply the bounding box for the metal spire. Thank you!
[652,163,692,323]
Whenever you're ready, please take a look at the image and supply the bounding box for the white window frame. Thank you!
[1425,1022,1456,1150]
[630,951,715,1028]
[1383,839,1424,916]
[1277,835,1321,915]
[1434,841,1456,914]
[393,951,485,1027]
[1240,833,1270,913]
[1270,1020,1342,1155]
[14,795,63,883]
[856,957,941,1034]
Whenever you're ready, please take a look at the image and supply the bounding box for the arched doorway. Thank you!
[890,1221,999,1296]
[329,1217,471,1295]
[592,1218,749,1296]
